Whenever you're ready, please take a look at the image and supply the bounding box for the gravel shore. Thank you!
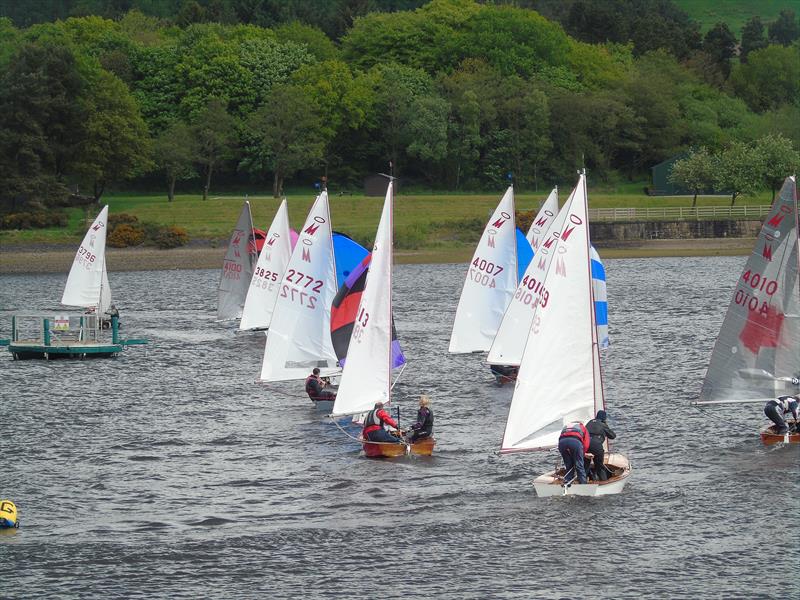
[0,238,753,274]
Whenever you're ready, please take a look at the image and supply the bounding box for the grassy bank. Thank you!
[0,186,773,252]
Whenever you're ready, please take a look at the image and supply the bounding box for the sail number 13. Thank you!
[352,308,370,342]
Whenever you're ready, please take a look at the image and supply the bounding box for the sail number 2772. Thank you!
[280,268,324,309]
[469,256,504,288]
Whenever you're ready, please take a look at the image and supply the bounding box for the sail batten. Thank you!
[699,176,800,403]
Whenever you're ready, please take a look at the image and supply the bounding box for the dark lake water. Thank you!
[1,257,797,599]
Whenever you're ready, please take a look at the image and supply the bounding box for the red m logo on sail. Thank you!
[267,238,276,246]
[535,216,548,227]
[767,213,785,228]
[561,225,576,241]
[555,257,567,276]
[492,218,506,228]
[304,223,320,236]
[762,243,773,261]
[302,248,311,262]
[92,223,104,231]
[487,236,496,248]
[542,237,557,249]
[537,256,547,270]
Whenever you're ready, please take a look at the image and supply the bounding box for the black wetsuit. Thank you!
[585,418,616,481]
[305,376,335,401]
[408,407,434,443]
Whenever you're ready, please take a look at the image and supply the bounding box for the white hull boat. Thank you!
[533,454,631,497]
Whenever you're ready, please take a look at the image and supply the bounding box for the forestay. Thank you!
[259,192,339,382]
[698,175,799,403]
[501,174,603,452]
[240,199,292,331]
[526,187,558,251]
[61,205,111,314]
[217,201,257,321]
[331,182,395,417]
[449,187,518,353]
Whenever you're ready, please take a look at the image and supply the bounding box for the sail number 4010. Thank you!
[741,270,778,296]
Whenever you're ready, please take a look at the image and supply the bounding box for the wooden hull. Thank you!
[760,425,800,445]
[362,436,435,458]
[533,453,631,497]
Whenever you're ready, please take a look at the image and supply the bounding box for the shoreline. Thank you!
[0,238,753,274]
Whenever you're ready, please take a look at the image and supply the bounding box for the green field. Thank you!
[0,185,775,251]
[674,0,800,34]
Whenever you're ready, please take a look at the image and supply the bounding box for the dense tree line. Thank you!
[0,0,797,208]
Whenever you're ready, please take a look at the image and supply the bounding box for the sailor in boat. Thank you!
[558,422,590,485]
[764,394,800,434]
[304,368,337,403]
[584,410,616,481]
[405,395,434,444]
[101,304,120,330]
[362,402,403,444]
[490,365,519,386]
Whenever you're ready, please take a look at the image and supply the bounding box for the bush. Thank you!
[107,223,145,247]
[151,225,188,249]
[0,211,67,230]
[108,213,139,228]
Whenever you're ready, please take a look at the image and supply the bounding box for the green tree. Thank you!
[740,16,767,63]
[668,148,714,207]
[768,9,799,45]
[240,84,325,197]
[730,44,800,112]
[714,141,764,206]
[754,133,800,200]
[154,120,197,202]
[191,98,236,200]
[702,22,737,78]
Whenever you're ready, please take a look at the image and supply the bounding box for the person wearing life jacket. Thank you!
[558,421,590,485]
[305,368,336,402]
[764,394,800,434]
[362,401,402,444]
[584,410,616,481]
[407,395,434,444]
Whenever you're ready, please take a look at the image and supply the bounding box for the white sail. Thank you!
[488,188,573,365]
[240,199,292,331]
[259,191,339,382]
[217,201,257,321]
[698,175,800,403]
[61,205,111,312]
[331,182,395,417]
[526,187,558,251]
[449,186,518,353]
[501,173,600,452]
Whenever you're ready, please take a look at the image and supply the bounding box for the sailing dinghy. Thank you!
[239,199,293,331]
[217,201,258,321]
[525,187,558,251]
[501,172,630,496]
[692,175,800,444]
[258,191,340,386]
[329,180,431,457]
[62,205,112,317]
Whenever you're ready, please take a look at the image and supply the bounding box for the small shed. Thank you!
[650,153,690,196]
[363,174,398,197]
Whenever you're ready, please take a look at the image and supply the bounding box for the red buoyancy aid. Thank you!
[362,408,398,435]
[560,422,590,452]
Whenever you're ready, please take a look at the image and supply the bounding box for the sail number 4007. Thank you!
[469,256,504,288]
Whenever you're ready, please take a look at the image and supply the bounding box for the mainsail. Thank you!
[698,175,800,403]
[331,182,396,417]
[240,199,292,331]
[217,201,257,321]
[259,191,339,382]
[526,187,558,251]
[501,173,603,452]
[62,205,111,314]
[449,186,518,353]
